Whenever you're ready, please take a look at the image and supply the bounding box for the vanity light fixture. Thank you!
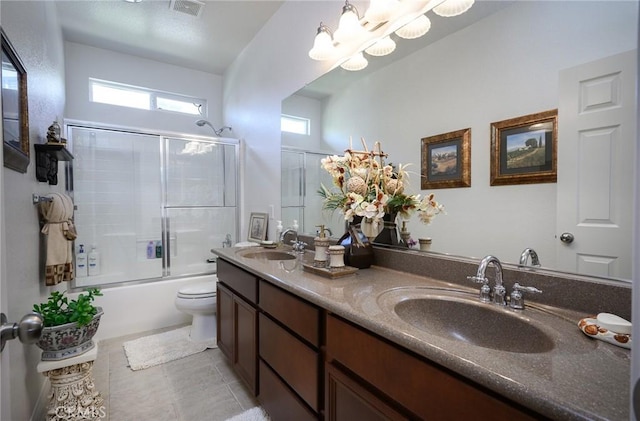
[308,0,474,71]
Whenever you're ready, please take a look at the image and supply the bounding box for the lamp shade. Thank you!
[308,23,335,61]
[340,52,368,71]
[364,0,399,24]
[433,0,475,17]
[395,15,431,40]
[333,2,365,43]
[365,36,396,57]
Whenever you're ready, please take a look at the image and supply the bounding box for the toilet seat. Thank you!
[177,282,216,299]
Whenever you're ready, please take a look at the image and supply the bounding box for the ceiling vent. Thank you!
[169,0,205,17]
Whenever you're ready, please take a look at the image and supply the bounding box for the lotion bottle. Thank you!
[146,241,155,259]
[275,220,283,245]
[88,244,100,276]
[76,244,88,277]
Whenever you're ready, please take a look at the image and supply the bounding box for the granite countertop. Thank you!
[212,246,630,421]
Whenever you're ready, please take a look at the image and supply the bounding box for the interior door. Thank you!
[0,111,6,418]
[556,50,636,280]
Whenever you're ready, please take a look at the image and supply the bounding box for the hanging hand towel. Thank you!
[39,193,75,285]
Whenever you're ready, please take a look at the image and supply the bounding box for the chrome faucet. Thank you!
[519,248,541,267]
[281,228,307,254]
[280,228,298,244]
[467,255,507,306]
[222,233,232,248]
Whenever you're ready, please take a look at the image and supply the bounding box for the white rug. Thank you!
[123,326,216,371]
[225,407,270,421]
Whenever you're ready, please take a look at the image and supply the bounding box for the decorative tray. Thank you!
[302,262,358,279]
[578,317,632,349]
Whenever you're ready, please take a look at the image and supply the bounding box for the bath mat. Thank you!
[225,407,270,421]
[123,326,216,371]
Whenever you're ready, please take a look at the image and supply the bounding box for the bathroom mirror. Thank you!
[281,1,637,283]
[2,28,30,173]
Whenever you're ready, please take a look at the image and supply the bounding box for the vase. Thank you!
[373,213,400,246]
[36,307,103,361]
[337,217,375,269]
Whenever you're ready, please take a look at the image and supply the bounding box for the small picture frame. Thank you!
[490,110,557,186]
[421,128,471,189]
[248,212,268,242]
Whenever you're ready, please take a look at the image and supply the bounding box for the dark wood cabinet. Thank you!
[325,314,543,421]
[216,260,258,395]
[258,280,322,417]
[216,258,544,421]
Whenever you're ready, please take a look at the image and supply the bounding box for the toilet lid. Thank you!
[178,281,217,297]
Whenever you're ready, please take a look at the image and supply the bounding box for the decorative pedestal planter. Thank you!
[38,345,105,421]
[37,308,103,361]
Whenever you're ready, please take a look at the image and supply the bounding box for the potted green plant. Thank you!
[33,288,104,361]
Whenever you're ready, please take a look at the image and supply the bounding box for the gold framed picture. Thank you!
[421,128,471,190]
[490,110,557,186]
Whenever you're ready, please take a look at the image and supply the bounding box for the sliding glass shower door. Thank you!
[69,125,238,288]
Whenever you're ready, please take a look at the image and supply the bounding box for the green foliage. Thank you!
[33,288,103,327]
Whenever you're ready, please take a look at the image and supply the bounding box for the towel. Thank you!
[39,193,75,285]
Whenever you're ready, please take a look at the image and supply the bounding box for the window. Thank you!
[89,78,205,116]
[281,114,310,135]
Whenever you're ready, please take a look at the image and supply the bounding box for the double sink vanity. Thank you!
[212,242,630,420]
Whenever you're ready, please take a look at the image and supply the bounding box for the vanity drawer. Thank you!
[259,313,319,411]
[217,258,258,304]
[259,360,316,421]
[259,280,320,347]
[326,314,541,420]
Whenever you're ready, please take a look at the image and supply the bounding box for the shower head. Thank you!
[195,119,232,136]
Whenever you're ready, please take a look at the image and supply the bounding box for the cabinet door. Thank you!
[217,283,234,360]
[326,363,405,421]
[235,295,258,395]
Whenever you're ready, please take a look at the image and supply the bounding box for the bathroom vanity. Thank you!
[213,246,631,421]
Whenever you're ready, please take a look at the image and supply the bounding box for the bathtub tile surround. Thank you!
[94,326,259,421]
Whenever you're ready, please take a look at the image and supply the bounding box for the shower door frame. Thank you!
[64,119,240,290]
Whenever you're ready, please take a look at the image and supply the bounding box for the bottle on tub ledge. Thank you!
[76,244,88,277]
[88,244,101,276]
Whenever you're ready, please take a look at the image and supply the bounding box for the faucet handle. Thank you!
[467,276,491,303]
[509,282,542,310]
[291,240,308,253]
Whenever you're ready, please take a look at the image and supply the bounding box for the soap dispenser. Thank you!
[313,225,330,268]
[275,220,283,245]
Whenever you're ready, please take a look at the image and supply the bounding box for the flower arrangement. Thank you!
[319,139,445,230]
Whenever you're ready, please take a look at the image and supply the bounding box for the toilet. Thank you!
[175,277,218,343]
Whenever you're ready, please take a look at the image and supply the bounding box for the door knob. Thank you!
[560,232,575,244]
[0,312,44,352]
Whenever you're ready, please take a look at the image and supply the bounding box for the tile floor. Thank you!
[92,325,259,421]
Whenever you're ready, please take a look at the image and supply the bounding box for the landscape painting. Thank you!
[421,128,471,189]
[490,110,557,186]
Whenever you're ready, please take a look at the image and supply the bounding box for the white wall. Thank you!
[64,42,224,136]
[318,1,638,266]
[223,1,337,241]
[1,2,67,420]
[281,94,324,150]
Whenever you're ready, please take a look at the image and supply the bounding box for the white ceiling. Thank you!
[55,0,284,75]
